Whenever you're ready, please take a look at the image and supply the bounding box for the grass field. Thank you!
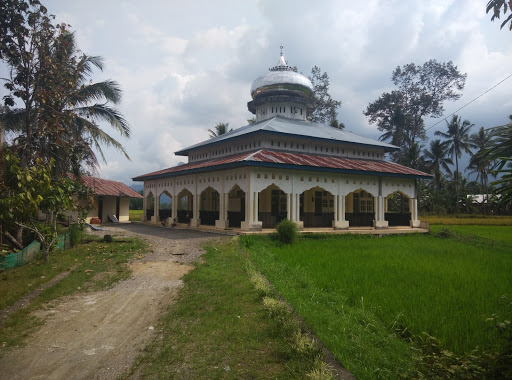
[129,209,143,221]
[419,214,512,225]
[246,231,512,379]
[126,239,326,379]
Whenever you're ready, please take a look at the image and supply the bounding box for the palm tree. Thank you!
[435,115,474,209]
[2,31,130,177]
[423,139,453,189]
[475,115,512,202]
[50,32,130,176]
[467,127,494,195]
[208,122,232,138]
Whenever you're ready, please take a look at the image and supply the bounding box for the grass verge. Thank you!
[129,209,143,221]
[246,232,512,379]
[419,214,512,225]
[125,238,331,379]
[0,235,145,350]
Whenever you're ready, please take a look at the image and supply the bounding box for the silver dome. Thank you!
[250,70,313,99]
[250,53,313,99]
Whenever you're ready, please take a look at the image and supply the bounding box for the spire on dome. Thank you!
[269,46,297,72]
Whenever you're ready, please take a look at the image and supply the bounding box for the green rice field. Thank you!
[246,230,512,379]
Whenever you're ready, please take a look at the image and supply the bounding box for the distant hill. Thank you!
[130,183,143,193]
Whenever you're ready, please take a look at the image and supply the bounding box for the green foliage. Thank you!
[239,234,254,249]
[69,224,83,248]
[208,122,232,138]
[246,232,512,378]
[309,66,342,127]
[435,226,456,239]
[487,0,512,31]
[275,219,299,245]
[364,59,466,167]
[0,151,93,260]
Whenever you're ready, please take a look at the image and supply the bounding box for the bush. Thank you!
[276,219,299,245]
[69,223,83,248]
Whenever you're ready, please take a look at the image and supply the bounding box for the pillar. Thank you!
[142,194,147,222]
[190,190,200,227]
[151,194,159,223]
[286,193,291,220]
[215,191,228,229]
[241,190,262,231]
[373,196,388,229]
[409,198,420,227]
[333,194,349,229]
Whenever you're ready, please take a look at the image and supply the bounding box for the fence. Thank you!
[0,233,70,271]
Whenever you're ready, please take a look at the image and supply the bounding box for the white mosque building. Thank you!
[133,53,431,231]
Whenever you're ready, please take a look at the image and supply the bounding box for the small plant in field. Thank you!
[276,219,299,244]
[306,358,336,380]
[249,271,272,297]
[69,223,84,248]
[263,296,290,321]
[435,226,456,239]
[291,330,320,357]
[239,235,254,249]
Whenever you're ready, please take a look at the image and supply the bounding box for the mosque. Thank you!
[132,53,431,231]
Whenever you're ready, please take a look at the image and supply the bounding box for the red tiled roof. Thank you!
[133,150,431,181]
[80,176,142,198]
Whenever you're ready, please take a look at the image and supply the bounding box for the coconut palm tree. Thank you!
[435,115,474,209]
[468,127,494,194]
[423,139,453,189]
[2,31,130,177]
[208,122,231,138]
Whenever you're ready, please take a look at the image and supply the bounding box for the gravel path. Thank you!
[0,223,227,380]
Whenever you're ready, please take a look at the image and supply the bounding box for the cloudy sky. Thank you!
[21,1,512,184]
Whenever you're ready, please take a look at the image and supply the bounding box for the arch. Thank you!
[300,186,334,228]
[345,188,375,227]
[258,184,288,228]
[199,186,220,226]
[158,190,172,221]
[227,184,245,228]
[145,191,155,221]
[384,191,411,226]
[177,189,193,224]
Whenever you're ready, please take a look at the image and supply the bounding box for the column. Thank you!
[294,193,303,229]
[151,194,159,223]
[286,193,291,220]
[410,198,420,227]
[373,196,388,229]
[142,193,147,222]
[333,194,349,229]
[241,189,262,231]
[215,191,228,229]
[254,192,259,222]
[190,191,200,227]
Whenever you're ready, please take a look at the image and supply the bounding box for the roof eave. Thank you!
[132,160,431,182]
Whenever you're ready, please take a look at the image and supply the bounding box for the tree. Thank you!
[468,127,494,195]
[0,151,93,260]
[364,60,467,164]
[1,20,130,177]
[308,66,343,128]
[435,115,474,210]
[487,0,512,31]
[423,139,453,189]
[208,122,231,138]
[475,115,512,202]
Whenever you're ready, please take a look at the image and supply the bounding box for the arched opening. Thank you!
[199,187,220,226]
[258,184,287,228]
[177,189,193,224]
[385,191,411,226]
[145,192,155,221]
[345,189,375,227]
[159,191,172,221]
[227,185,245,228]
[300,187,334,227]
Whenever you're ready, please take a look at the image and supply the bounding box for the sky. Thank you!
[5,0,512,186]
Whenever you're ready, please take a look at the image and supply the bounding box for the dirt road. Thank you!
[0,224,225,380]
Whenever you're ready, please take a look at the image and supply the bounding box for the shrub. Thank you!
[276,219,299,245]
[306,358,336,380]
[239,235,253,249]
[291,330,320,357]
[435,226,456,239]
[69,223,84,248]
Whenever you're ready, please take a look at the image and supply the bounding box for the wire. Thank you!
[425,73,512,131]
